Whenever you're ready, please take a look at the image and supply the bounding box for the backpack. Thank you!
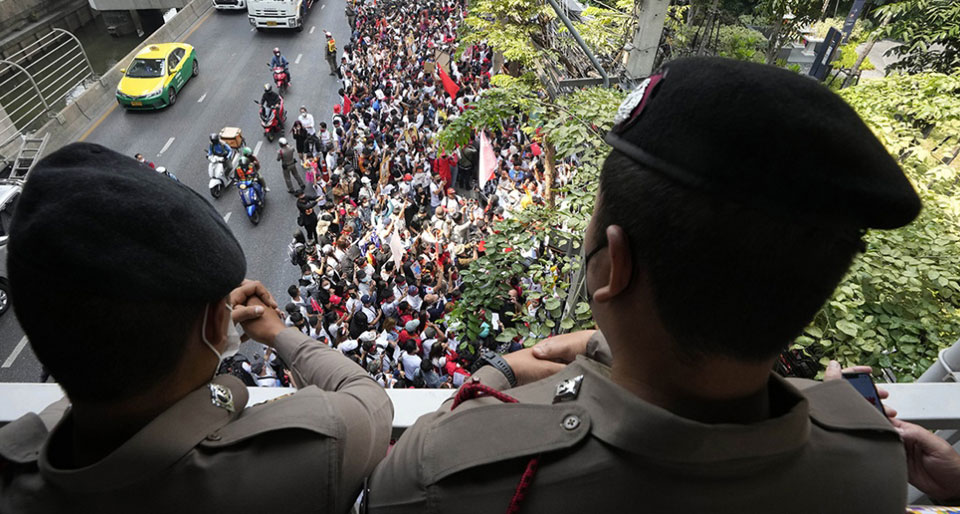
[288,242,305,266]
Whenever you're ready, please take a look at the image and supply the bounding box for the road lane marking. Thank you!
[250,27,255,32]
[78,103,118,142]
[253,141,262,156]
[295,53,302,64]
[158,137,175,156]
[198,92,207,103]
[2,336,28,368]
[321,4,324,8]
[224,212,232,222]
[183,9,213,41]
[310,26,315,34]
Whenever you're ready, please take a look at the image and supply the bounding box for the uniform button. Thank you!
[562,414,581,431]
[206,432,222,441]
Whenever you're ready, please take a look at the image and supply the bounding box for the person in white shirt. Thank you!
[298,107,316,136]
[318,122,332,148]
[325,146,338,172]
[400,341,422,379]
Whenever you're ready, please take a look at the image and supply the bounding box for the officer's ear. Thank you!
[590,225,632,304]
[203,297,231,350]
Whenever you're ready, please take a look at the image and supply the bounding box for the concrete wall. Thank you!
[31,0,213,154]
[90,0,191,11]
[0,0,95,59]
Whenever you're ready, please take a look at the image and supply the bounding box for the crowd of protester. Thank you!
[225,0,575,388]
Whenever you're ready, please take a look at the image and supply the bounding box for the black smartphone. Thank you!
[842,372,885,414]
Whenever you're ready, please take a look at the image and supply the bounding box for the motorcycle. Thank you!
[271,65,289,93]
[254,96,286,142]
[237,177,265,225]
[207,152,237,199]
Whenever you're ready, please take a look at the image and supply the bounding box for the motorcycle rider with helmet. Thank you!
[237,146,269,192]
[269,47,291,84]
[207,133,233,160]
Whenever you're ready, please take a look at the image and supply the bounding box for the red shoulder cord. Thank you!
[451,381,540,514]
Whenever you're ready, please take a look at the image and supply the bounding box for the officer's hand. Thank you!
[531,330,596,364]
[229,279,280,312]
[891,418,960,502]
[503,348,566,387]
[823,360,897,417]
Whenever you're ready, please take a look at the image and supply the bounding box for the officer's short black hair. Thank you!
[595,151,862,361]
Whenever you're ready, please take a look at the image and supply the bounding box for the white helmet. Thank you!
[278,137,288,146]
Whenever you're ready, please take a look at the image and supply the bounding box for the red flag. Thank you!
[342,94,352,114]
[478,131,496,189]
[438,65,460,101]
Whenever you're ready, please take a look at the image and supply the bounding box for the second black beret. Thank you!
[605,57,921,229]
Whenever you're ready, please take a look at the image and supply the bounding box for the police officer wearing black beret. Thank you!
[368,57,919,513]
[0,143,392,513]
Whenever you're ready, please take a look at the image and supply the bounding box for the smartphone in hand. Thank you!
[842,372,885,414]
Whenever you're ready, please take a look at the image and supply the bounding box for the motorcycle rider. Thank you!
[261,83,281,110]
[269,47,291,84]
[237,147,269,192]
[207,133,233,160]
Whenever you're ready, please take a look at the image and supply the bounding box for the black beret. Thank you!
[8,143,246,301]
[605,57,921,229]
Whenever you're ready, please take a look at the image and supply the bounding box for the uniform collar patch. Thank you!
[209,383,236,413]
[553,374,584,404]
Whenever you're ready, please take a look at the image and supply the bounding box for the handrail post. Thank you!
[544,0,610,88]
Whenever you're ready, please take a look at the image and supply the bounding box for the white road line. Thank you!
[253,140,263,156]
[157,137,175,156]
[223,212,232,222]
[250,27,255,32]
[295,53,302,64]
[310,26,315,34]
[320,4,324,8]
[198,92,207,103]
[2,336,28,368]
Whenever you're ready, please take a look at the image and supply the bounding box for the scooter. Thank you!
[237,177,265,225]
[271,65,289,93]
[207,152,237,199]
[254,96,286,142]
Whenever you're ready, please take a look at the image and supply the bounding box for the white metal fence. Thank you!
[0,29,96,149]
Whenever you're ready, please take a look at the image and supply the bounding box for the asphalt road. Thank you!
[0,2,348,382]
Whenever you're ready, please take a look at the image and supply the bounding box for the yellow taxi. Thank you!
[116,43,198,110]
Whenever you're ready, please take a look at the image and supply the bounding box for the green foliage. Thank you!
[798,72,960,380]
[812,17,874,43]
[437,83,541,151]
[461,0,555,67]
[834,43,876,71]
[564,5,634,57]
[716,25,769,62]
[440,84,624,342]
[874,0,960,74]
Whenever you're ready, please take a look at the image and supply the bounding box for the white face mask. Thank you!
[202,303,242,381]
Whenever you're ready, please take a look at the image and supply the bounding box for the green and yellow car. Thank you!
[116,43,198,110]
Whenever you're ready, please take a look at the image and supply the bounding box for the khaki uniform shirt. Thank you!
[0,328,392,514]
[368,333,906,514]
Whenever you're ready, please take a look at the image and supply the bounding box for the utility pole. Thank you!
[625,0,671,79]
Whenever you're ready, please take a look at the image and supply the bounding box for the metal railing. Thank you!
[0,28,96,149]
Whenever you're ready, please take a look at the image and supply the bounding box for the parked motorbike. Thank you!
[271,65,289,93]
[254,96,286,142]
[207,153,236,199]
[237,178,265,225]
